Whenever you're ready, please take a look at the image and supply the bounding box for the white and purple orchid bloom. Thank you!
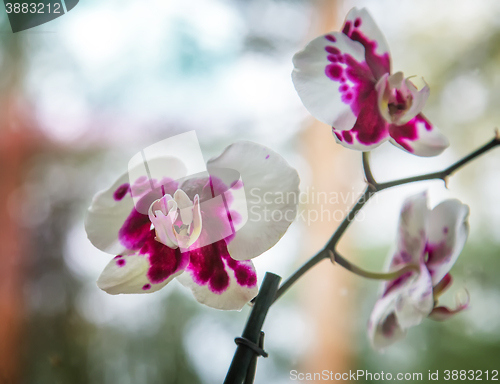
[368,192,470,349]
[292,8,449,156]
[85,141,299,310]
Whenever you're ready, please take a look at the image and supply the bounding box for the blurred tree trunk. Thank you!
[299,1,360,381]
[0,100,30,384]
[0,32,39,384]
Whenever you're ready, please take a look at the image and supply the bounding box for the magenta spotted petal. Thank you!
[389,114,449,157]
[426,199,470,286]
[292,7,449,156]
[177,240,258,310]
[292,30,366,131]
[85,141,299,310]
[97,232,189,294]
[342,8,391,79]
[368,192,469,350]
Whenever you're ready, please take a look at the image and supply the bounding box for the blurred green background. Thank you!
[0,0,499,383]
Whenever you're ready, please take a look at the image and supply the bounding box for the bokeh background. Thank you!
[1,0,500,383]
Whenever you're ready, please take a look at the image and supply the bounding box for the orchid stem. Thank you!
[331,250,419,280]
[273,186,373,303]
[225,273,281,384]
[274,133,500,302]
[362,151,377,189]
[376,136,500,190]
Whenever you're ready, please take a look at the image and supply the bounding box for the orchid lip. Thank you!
[148,190,202,250]
[376,72,430,126]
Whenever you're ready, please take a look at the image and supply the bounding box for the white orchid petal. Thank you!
[343,7,391,78]
[85,173,136,255]
[369,264,432,349]
[368,289,407,350]
[207,142,299,261]
[426,200,470,286]
[176,241,258,310]
[97,255,155,294]
[97,248,187,295]
[368,193,434,349]
[389,114,449,157]
[292,31,366,130]
[387,192,430,269]
[394,265,434,328]
[387,71,404,89]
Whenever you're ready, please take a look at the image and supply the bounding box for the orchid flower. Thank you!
[85,141,299,310]
[292,8,449,156]
[368,192,470,349]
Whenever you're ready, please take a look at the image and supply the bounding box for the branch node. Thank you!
[443,176,450,189]
[495,127,500,141]
[365,179,378,192]
[327,249,335,264]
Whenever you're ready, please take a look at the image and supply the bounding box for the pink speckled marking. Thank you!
[118,208,189,284]
[342,131,353,144]
[382,271,413,297]
[323,28,390,146]
[118,208,151,250]
[114,183,130,201]
[343,19,390,79]
[230,179,244,189]
[142,284,151,290]
[399,250,413,263]
[337,54,389,145]
[389,114,433,153]
[265,155,270,159]
[325,46,341,55]
[144,232,189,284]
[116,259,126,267]
[425,241,452,266]
[325,34,336,42]
[185,240,257,294]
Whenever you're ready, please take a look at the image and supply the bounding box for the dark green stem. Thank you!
[274,186,373,302]
[362,151,377,188]
[224,273,281,384]
[377,136,500,190]
[332,249,419,279]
